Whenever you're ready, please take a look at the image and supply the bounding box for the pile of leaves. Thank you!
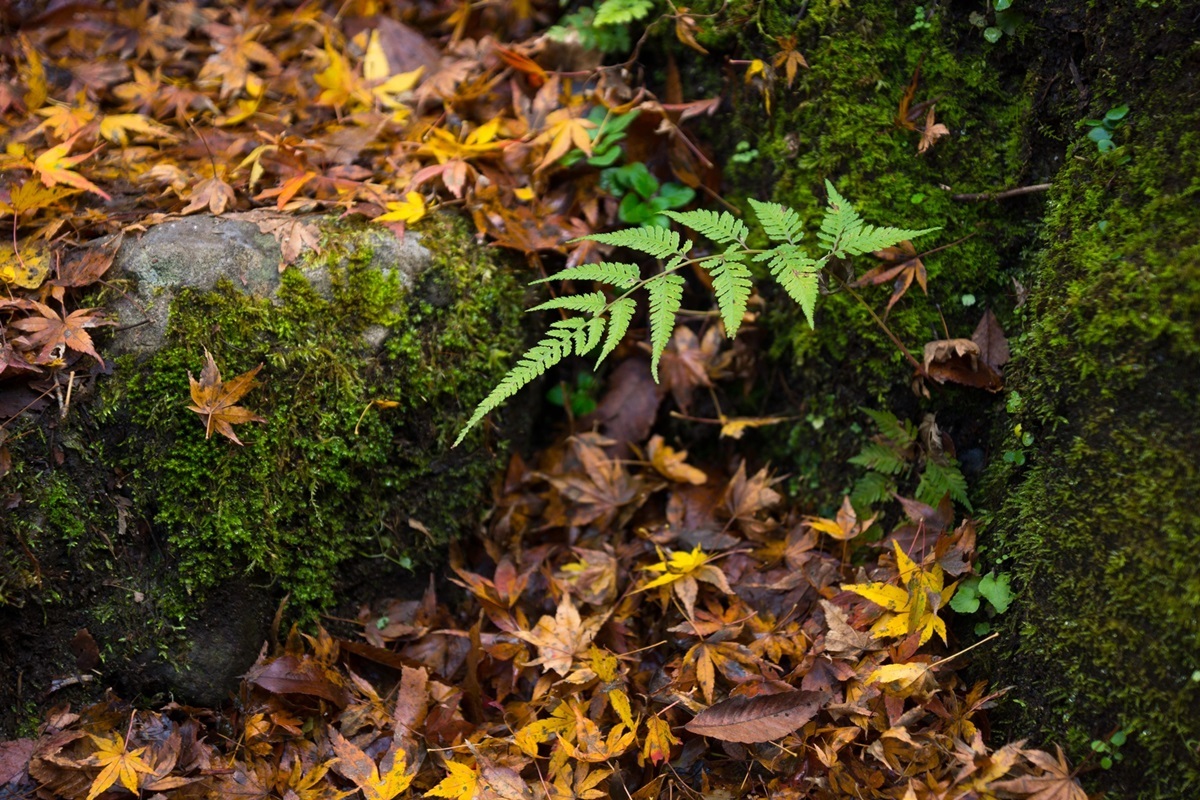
[1,427,1088,798]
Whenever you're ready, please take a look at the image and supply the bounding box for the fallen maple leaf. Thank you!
[186,348,266,445]
[425,759,478,799]
[31,133,110,200]
[181,176,236,215]
[10,301,112,365]
[329,728,413,800]
[646,435,707,484]
[84,732,154,800]
[841,541,958,645]
[376,191,428,224]
[993,746,1088,800]
[852,239,927,316]
[918,105,950,154]
[514,595,602,676]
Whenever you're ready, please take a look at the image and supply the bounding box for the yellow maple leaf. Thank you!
[841,541,957,644]
[425,759,479,800]
[99,113,179,146]
[32,133,110,201]
[533,109,596,172]
[85,732,154,800]
[640,717,681,766]
[376,191,427,224]
[330,728,412,800]
[416,118,507,164]
[639,546,729,593]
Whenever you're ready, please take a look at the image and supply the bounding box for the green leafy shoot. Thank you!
[453,182,937,446]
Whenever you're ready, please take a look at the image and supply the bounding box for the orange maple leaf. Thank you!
[187,349,266,445]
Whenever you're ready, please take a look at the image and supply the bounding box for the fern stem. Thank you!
[830,272,924,374]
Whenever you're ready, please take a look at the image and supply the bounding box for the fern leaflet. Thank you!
[580,226,684,259]
[747,198,803,243]
[593,0,655,26]
[598,297,637,365]
[862,408,916,448]
[916,459,971,510]
[453,319,584,447]
[527,292,608,315]
[707,253,753,337]
[646,272,685,380]
[818,180,937,256]
[849,443,908,475]
[575,316,606,355]
[532,262,641,289]
[760,244,820,327]
[664,209,748,245]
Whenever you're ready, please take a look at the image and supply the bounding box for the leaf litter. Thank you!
[0,0,1086,797]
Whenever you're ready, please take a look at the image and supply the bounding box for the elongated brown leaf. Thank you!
[684,690,827,743]
[246,654,351,707]
[971,309,1010,373]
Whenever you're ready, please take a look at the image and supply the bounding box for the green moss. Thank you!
[102,212,525,614]
[979,9,1200,795]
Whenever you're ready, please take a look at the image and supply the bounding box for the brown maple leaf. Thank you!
[187,349,265,445]
[993,746,1088,800]
[852,240,927,317]
[918,104,950,154]
[10,301,112,366]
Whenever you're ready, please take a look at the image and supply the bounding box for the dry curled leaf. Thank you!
[187,349,266,444]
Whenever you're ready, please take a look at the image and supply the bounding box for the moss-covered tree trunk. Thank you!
[981,5,1200,794]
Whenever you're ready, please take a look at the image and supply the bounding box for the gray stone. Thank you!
[110,214,432,354]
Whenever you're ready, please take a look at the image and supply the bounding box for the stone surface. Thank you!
[111,214,433,353]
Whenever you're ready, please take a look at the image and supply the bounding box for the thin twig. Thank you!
[950,184,1052,202]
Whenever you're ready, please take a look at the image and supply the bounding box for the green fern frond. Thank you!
[863,408,916,447]
[527,291,609,315]
[916,459,971,510]
[851,471,893,509]
[747,198,803,243]
[598,297,637,365]
[646,272,685,380]
[707,253,753,337]
[838,223,940,256]
[760,244,821,327]
[664,209,749,245]
[532,262,641,289]
[453,319,583,447]
[849,443,908,475]
[593,0,655,26]
[580,226,685,259]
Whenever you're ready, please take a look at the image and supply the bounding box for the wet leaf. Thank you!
[684,690,827,743]
[186,349,266,445]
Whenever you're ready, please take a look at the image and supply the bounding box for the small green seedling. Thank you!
[599,162,695,228]
[971,0,1023,43]
[730,140,759,164]
[950,571,1013,635]
[1090,728,1130,770]
[1084,105,1130,153]
[546,372,599,416]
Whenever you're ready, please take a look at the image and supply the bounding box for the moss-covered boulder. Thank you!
[0,212,525,719]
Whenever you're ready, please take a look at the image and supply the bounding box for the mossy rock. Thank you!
[0,211,526,718]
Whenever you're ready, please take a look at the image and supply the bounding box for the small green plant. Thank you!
[547,372,599,416]
[1084,104,1130,153]
[730,140,759,164]
[454,181,937,445]
[950,570,1013,634]
[1090,728,1131,770]
[562,108,695,227]
[848,408,972,510]
[909,5,933,31]
[970,0,1023,43]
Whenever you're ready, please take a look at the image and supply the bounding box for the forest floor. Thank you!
[0,1,1102,798]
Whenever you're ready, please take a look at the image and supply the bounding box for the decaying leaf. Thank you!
[684,690,827,743]
[186,348,266,444]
